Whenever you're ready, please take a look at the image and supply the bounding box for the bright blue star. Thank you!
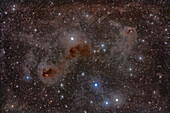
[26,76,30,79]
[93,82,99,88]
[23,75,32,82]
[105,101,109,105]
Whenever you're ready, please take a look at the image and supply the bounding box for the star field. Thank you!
[0,0,169,113]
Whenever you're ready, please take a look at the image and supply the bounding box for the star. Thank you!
[26,76,30,79]
[101,44,105,47]
[81,72,85,76]
[1,1,168,113]
[129,68,132,71]
[105,101,109,105]
[92,81,99,89]
[71,37,74,40]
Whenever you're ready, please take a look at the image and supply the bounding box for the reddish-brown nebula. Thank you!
[42,67,58,77]
[41,42,91,79]
[41,61,65,78]
[123,27,136,37]
[66,42,91,60]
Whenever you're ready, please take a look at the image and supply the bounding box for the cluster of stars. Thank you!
[1,1,169,113]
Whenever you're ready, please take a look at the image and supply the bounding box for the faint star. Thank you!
[101,44,105,47]
[129,68,132,71]
[81,72,85,76]
[149,14,153,16]
[85,14,89,18]
[60,83,64,87]
[139,56,143,60]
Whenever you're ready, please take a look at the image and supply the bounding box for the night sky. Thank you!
[0,0,169,113]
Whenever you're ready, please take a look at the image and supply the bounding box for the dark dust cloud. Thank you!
[0,0,169,113]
